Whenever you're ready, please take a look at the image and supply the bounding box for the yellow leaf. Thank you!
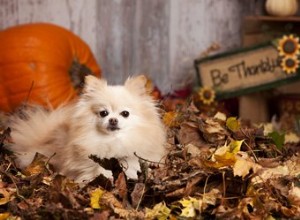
[90,188,104,209]
[265,215,276,220]
[214,144,229,156]
[163,111,180,128]
[226,117,240,132]
[0,189,12,206]
[213,152,236,167]
[207,140,243,168]
[205,144,235,168]
[0,212,10,220]
[145,202,171,220]
[214,139,243,156]
[179,197,199,218]
[228,140,244,154]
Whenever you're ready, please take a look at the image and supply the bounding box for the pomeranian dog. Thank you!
[8,75,167,183]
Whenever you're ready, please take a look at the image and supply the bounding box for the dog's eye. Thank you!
[120,110,129,118]
[99,110,109,117]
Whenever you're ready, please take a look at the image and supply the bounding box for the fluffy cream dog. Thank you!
[9,75,167,183]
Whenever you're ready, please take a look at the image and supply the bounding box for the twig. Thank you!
[0,169,29,204]
[222,171,226,199]
[134,152,165,165]
[243,141,259,163]
[200,175,210,212]
[45,152,56,167]
[135,184,145,211]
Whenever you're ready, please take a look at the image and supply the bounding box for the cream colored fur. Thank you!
[9,75,167,183]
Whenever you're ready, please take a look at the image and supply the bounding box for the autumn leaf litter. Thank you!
[0,100,300,220]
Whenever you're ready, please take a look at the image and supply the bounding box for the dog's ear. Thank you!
[125,75,153,96]
[83,75,107,94]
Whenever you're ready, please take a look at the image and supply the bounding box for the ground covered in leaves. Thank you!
[0,100,300,220]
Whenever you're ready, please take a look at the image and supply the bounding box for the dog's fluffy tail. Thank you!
[8,106,71,168]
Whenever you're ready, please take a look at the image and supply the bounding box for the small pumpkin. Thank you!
[0,23,101,112]
[265,0,299,17]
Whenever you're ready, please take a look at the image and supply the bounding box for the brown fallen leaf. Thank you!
[114,172,128,205]
[23,152,51,176]
[166,187,185,198]
[183,175,202,196]
[131,183,145,209]
[17,197,43,210]
[199,118,229,145]
[233,153,262,179]
[0,188,13,205]
[178,122,207,148]
[89,210,111,220]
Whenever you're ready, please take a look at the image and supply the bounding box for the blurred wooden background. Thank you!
[0,0,256,94]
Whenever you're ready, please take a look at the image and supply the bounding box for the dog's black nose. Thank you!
[109,118,118,126]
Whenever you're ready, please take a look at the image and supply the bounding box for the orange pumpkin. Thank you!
[0,23,101,112]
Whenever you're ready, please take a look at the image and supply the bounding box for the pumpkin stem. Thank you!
[69,59,94,91]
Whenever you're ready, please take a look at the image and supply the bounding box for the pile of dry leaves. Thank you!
[0,100,299,219]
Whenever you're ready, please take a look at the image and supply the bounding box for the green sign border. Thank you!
[194,41,300,100]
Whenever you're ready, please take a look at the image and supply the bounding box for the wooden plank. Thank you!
[0,0,20,28]
[242,33,271,47]
[168,0,255,94]
[246,15,300,22]
[243,16,300,35]
[0,0,98,58]
[96,0,170,89]
[239,93,269,122]
[131,0,170,87]
[96,0,138,83]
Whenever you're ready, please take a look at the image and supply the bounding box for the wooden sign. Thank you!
[194,42,300,99]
